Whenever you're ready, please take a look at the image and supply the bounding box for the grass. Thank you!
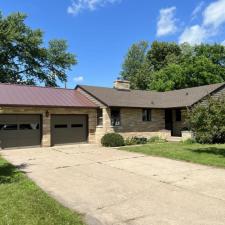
[120,142,225,168]
[0,156,85,225]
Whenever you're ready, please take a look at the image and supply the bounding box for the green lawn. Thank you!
[0,157,85,225]
[120,142,225,168]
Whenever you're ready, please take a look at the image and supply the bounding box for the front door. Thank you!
[165,109,173,136]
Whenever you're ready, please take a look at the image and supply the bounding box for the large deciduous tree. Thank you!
[0,12,76,86]
[120,41,150,89]
[120,41,225,91]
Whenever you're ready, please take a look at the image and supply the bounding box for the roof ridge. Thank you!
[0,82,76,91]
[162,82,225,94]
[79,82,225,93]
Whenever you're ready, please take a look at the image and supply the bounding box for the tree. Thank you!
[0,12,76,86]
[187,97,225,144]
[120,41,149,89]
[146,41,181,71]
[183,56,225,87]
[149,64,185,91]
[120,41,225,91]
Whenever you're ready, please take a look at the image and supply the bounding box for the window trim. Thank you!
[97,108,103,126]
[142,109,152,122]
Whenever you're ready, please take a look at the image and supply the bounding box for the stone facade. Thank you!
[95,107,172,141]
[199,85,225,106]
[0,106,97,146]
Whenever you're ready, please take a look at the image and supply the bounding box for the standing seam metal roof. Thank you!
[0,83,97,108]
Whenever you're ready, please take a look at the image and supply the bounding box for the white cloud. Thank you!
[179,0,225,45]
[67,0,121,15]
[74,76,84,83]
[191,1,205,20]
[222,40,225,45]
[156,6,178,37]
[179,25,207,45]
[203,0,225,28]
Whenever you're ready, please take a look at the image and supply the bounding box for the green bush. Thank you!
[101,133,125,147]
[182,138,196,144]
[125,137,147,145]
[187,97,225,144]
[148,136,167,143]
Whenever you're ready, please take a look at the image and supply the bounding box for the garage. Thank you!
[0,115,41,149]
[51,115,88,145]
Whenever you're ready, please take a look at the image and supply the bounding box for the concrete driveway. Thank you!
[1,144,225,225]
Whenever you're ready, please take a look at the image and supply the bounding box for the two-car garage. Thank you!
[0,114,88,149]
[0,83,97,149]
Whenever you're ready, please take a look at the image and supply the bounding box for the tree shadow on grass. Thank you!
[0,162,27,184]
[188,147,225,157]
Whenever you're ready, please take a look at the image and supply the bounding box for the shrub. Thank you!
[148,136,167,143]
[125,136,147,145]
[187,97,225,144]
[182,138,196,144]
[101,133,125,147]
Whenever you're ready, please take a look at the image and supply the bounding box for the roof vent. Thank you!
[113,79,130,90]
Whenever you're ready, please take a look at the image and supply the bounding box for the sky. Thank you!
[1,0,225,88]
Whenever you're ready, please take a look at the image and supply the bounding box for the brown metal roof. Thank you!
[77,82,225,108]
[0,83,97,108]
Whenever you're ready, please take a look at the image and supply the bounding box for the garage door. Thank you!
[51,115,88,145]
[0,115,41,149]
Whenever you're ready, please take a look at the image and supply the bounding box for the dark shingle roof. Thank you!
[77,83,225,108]
[0,83,97,108]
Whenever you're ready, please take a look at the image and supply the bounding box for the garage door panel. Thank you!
[0,115,41,149]
[51,115,87,145]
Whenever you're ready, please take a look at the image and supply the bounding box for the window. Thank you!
[54,124,67,128]
[111,108,121,126]
[142,109,151,121]
[97,108,103,126]
[1,124,18,130]
[71,124,83,128]
[20,123,39,130]
[176,109,181,121]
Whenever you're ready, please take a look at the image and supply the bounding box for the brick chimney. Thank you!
[113,79,130,90]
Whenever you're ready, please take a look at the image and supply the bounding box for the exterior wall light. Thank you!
[45,110,50,118]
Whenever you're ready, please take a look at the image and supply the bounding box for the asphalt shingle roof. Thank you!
[78,83,225,108]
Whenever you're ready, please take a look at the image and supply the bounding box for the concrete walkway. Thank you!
[1,144,225,225]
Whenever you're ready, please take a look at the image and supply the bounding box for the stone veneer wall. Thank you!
[199,85,225,106]
[0,106,97,146]
[113,108,170,139]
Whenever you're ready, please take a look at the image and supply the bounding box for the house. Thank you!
[0,80,225,149]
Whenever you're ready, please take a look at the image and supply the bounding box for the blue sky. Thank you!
[1,0,225,88]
